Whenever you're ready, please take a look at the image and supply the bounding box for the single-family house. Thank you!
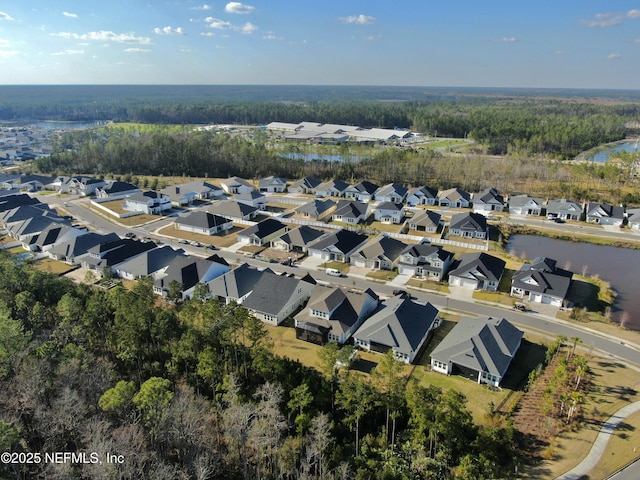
[295,199,337,221]
[288,177,322,194]
[235,191,267,210]
[0,193,40,214]
[406,185,438,207]
[585,202,625,226]
[220,176,254,195]
[258,175,288,193]
[448,212,488,239]
[67,176,106,196]
[375,183,408,204]
[448,252,505,291]
[315,179,349,198]
[374,201,404,224]
[207,200,259,221]
[511,257,573,307]
[82,238,158,274]
[160,180,224,206]
[8,216,70,249]
[207,263,273,304]
[95,181,141,200]
[114,245,187,281]
[344,181,379,202]
[332,200,370,224]
[32,223,87,252]
[397,244,454,281]
[546,199,582,221]
[153,254,230,299]
[123,191,171,215]
[237,218,288,246]
[350,235,407,270]
[294,285,379,344]
[242,271,316,326]
[406,210,442,233]
[472,188,505,214]
[47,232,120,264]
[174,211,233,235]
[307,229,370,263]
[175,180,225,200]
[438,187,471,209]
[430,316,523,386]
[271,225,328,253]
[627,208,640,231]
[508,195,545,216]
[159,186,196,206]
[354,296,440,364]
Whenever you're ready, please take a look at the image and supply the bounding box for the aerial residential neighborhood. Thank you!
[0,165,635,379]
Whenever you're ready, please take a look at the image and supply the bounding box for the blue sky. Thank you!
[0,1,639,88]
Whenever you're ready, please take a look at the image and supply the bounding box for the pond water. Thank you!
[506,234,640,331]
[589,141,639,163]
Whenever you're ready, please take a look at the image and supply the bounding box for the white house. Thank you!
[374,201,404,224]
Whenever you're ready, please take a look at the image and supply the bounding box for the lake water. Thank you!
[589,141,639,163]
[506,235,640,331]
[25,120,107,130]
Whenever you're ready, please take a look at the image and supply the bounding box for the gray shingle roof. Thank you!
[242,271,313,315]
[449,212,487,233]
[207,263,271,301]
[409,209,441,228]
[449,252,505,283]
[512,257,572,299]
[354,296,439,354]
[309,229,369,255]
[430,317,523,378]
[239,218,287,240]
[175,211,231,229]
[276,225,327,249]
[353,235,407,262]
[208,200,258,219]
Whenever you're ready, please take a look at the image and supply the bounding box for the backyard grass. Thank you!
[366,269,398,281]
[33,257,78,276]
[406,278,451,294]
[319,261,349,273]
[156,224,242,248]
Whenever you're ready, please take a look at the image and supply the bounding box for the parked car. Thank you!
[326,268,343,277]
[513,302,527,312]
[124,232,136,238]
[178,239,189,244]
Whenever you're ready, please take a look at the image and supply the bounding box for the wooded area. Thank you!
[0,254,521,479]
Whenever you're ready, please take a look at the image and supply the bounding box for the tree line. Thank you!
[0,252,520,479]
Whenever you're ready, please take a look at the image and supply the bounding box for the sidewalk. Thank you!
[555,401,640,480]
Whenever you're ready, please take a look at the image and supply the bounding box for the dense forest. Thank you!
[4,85,638,158]
[33,124,640,206]
[0,253,520,479]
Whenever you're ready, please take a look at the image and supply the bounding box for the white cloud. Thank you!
[125,48,151,53]
[52,49,84,56]
[502,36,518,43]
[63,12,78,19]
[52,31,153,45]
[339,14,375,25]
[627,9,640,19]
[201,32,216,37]
[607,53,622,60]
[239,22,257,34]
[554,50,566,55]
[153,26,184,36]
[0,49,20,58]
[226,2,254,14]
[263,32,282,41]
[635,38,640,44]
[0,11,15,21]
[205,17,232,30]
[580,12,624,27]
[191,4,212,10]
